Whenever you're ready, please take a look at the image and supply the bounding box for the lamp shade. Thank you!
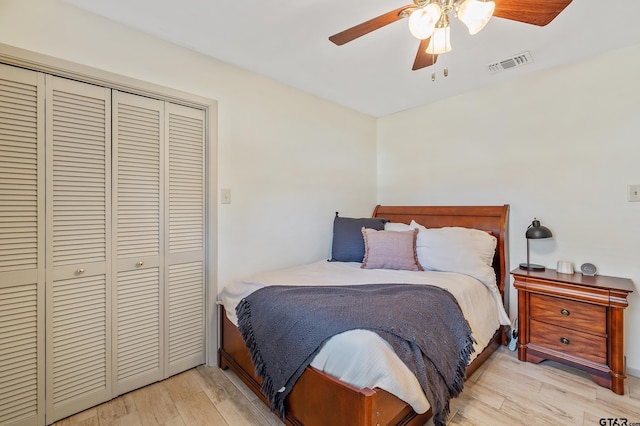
[457,0,495,35]
[519,218,552,271]
[408,3,442,40]
[525,219,552,239]
[428,16,452,54]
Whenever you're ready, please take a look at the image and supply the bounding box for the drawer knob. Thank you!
[560,337,570,345]
[136,261,144,267]
[560,308,570,316]
[76,268,85,275]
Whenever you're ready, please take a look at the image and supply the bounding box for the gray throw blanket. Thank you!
[236,283,475,426]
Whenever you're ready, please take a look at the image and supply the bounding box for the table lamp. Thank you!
[519,218,552,271]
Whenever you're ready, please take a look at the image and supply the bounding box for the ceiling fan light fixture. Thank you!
[408,2,442,40]
[428,15,452,54]
[457,0,495,35]
[329,0,573,72]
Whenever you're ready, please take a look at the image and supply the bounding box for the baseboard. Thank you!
[626,365,640,379]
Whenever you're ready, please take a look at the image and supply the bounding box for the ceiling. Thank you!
[64,0,640,117]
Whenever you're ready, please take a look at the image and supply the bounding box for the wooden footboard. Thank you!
[218,306,502,426]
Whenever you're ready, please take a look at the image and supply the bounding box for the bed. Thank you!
[218,205,510,426]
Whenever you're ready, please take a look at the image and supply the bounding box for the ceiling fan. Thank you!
[329,0,573,71]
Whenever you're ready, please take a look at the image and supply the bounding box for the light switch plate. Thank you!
[221,188,231,204]
[628,185,640,202]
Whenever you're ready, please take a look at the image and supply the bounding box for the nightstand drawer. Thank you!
[530,293,606,335]
[530,319,607,364]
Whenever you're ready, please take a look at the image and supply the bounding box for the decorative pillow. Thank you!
[330,214,388,262]
[361,228,422,271]
[409,220,497,288]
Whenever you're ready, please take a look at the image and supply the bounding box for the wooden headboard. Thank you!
[372,205,510,310]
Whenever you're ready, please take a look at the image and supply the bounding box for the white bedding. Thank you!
[219,260,510,414]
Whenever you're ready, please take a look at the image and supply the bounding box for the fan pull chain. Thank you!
[431,33,436,81]
[443,22,449,78]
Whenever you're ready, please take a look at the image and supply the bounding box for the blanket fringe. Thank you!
[433,333,476,426]
[236,298,286,418]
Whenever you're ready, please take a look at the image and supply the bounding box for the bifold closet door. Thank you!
[165,103,206,376]
[0,64,44,426]
[45,76,112,424]
[112,91,164,395]
[113,95,206,391]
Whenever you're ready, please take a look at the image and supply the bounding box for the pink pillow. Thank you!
[361,228,423,271]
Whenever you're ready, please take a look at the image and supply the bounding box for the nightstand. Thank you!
[511,268,634,394]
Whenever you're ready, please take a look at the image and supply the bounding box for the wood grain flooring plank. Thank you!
[164,369,206,403]
[481,349,598,400]
[628,374,640,402]
[594,384,640,418]
[53,408,99,425]
[108,412,143,426]
[220,368,261,403]
[499,396,573,426]
[104,394,143,426]
[174,391,228,425]
[249,398,286,426]
[520,383,583,424]
[514,360,599,400]
[215,398,272,426]
[96,395,131,424]
[455,380,507,410]
[537,383,614,421]
[128,380,181,425]
[449,396,520,425]
[195,365,236,404]
[472,365,544,402]
[196,365,279,425]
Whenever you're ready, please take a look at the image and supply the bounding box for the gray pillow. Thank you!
[330,213,388,262]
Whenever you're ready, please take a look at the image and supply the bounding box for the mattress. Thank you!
[219,260,510,413]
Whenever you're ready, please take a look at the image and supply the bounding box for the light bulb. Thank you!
[408,3,442,40]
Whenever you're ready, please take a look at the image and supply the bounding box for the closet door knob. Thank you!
[136,261,144,267]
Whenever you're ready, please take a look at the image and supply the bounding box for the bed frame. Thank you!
[218,205,510,426]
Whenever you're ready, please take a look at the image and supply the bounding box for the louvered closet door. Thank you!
[164,103,206,376]
[112,91,164,395]
[45,76,111,424]
[0,64,44,426]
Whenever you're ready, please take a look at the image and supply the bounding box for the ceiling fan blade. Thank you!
[329,5,413,46]
[412,38,438,71]
[493,0,573,26]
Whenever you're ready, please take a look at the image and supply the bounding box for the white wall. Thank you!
[0,0,378,290]
[377,43,640,375]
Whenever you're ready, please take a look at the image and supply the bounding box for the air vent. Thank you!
[488,51,533,73]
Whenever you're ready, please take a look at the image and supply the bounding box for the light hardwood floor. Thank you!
[54,347,640,426]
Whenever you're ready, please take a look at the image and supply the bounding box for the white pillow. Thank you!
[410,221,510,325]
[409,220,497,288]
[384,222,412,232]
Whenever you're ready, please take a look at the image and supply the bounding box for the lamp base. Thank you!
[519,263,546,271]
